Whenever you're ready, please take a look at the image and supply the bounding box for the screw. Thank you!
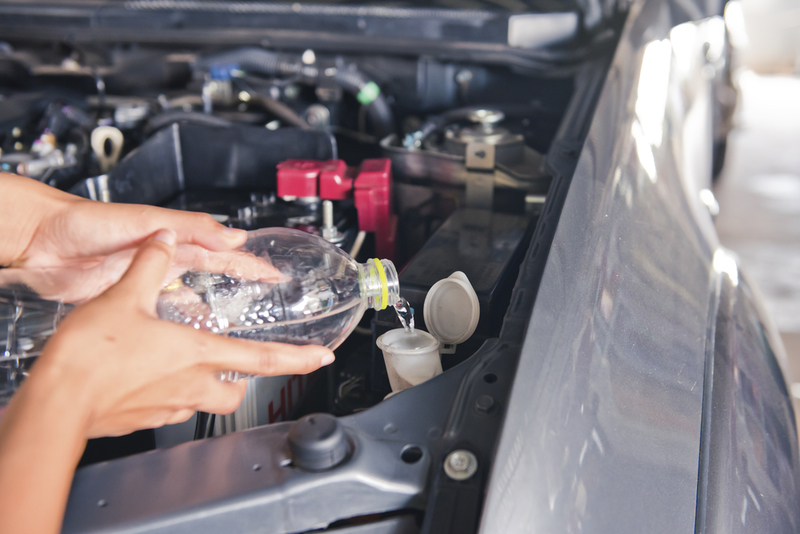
[450,452,469,470]
[443,449,478,481]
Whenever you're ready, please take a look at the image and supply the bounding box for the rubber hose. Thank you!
[248,93,312,130]
[146,110,232,134]
[333,69,394,138]
[195,48,301,77]
[198,49,394,136]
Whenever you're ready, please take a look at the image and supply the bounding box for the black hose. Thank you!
[197,48,395,137]
[205,414,216,439]
[146,110,232,134]
[193,412,210,440]
[246,93,312,130]
[195,48,305,78]
[331,68,394,138]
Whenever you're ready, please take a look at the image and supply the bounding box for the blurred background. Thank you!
[713,0,800,426]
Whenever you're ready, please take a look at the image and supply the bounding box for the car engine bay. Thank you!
[0,38,578,431]
[0,5,625,529]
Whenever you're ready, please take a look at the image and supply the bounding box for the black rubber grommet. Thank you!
[287,414,349,471]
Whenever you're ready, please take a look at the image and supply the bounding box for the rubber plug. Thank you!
[288,414,349,471]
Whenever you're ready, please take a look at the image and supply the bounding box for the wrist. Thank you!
[24,354,95,439]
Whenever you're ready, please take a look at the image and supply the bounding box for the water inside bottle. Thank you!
[393,297,414,334]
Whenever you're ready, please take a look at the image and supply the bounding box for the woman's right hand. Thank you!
[30,229,334,438]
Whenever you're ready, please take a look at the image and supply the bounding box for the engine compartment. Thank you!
[1,38,575,457]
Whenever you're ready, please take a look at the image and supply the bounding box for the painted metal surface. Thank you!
[62,341,479,533]
[479,1,731,532]
[697,267,800,533]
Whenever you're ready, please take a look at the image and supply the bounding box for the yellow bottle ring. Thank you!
[371,258,389,310]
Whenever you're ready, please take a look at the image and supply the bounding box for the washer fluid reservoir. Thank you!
[377,271,479,393]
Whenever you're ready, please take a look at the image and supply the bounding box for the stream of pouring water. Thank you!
[393,297,414,334]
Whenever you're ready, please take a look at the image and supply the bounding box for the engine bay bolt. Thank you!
[305,104,331,129]
[302,49,316,65]
[321,200,344,244]
[444,450,478,481]
[475,394,494,414]
[284,85,300,100]
[455,69,473,85]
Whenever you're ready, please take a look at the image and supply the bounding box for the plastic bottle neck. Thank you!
[358,259,399,311]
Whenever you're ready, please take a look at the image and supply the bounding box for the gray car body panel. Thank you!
[480,1,800,533]
[697,270,800,533]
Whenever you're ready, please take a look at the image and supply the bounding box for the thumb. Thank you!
[109,229,176,311]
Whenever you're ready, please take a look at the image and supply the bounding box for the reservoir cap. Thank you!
[423,271,480,354]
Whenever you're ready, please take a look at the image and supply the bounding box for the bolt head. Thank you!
[449,452,469,471]
[443,449,478,481]
[475,394,495,414]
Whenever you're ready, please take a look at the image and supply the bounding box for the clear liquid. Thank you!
[393,297,415,334]
[387,332,433,350]
[158,272,364,347]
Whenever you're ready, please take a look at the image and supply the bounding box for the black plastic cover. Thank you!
[370,208,533,392]
[389,208,532,337]
[69,123,336,205]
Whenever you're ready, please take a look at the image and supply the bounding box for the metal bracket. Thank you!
[465,171,494,210]
[465,142,495,170]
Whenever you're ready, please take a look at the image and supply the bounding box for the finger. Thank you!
[170,245,287,283]
[59,203,247,260]
[194,379,248,415]
[108,229,176,310]
[138,208,247,251]
[182,328,335,377]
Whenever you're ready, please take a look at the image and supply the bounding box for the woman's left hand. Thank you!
[0,174,279,302]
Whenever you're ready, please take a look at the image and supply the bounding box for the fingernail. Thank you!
[320,353,335,367]
[222,227,246,239]
[154,229,176,246]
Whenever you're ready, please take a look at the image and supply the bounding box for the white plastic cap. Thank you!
[423,271,480,354]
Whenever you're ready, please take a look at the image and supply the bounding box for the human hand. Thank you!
[0,244,286,303]
[30,229,333,438]
[0,174,279,303]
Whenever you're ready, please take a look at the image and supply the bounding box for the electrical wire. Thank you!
[349,231,367,259]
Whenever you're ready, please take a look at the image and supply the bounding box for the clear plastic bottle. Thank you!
[0,290,72,405]
[157,227,399,356]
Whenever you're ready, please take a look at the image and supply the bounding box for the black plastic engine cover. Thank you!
[70,123,336,205]
[370,208,533,391]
